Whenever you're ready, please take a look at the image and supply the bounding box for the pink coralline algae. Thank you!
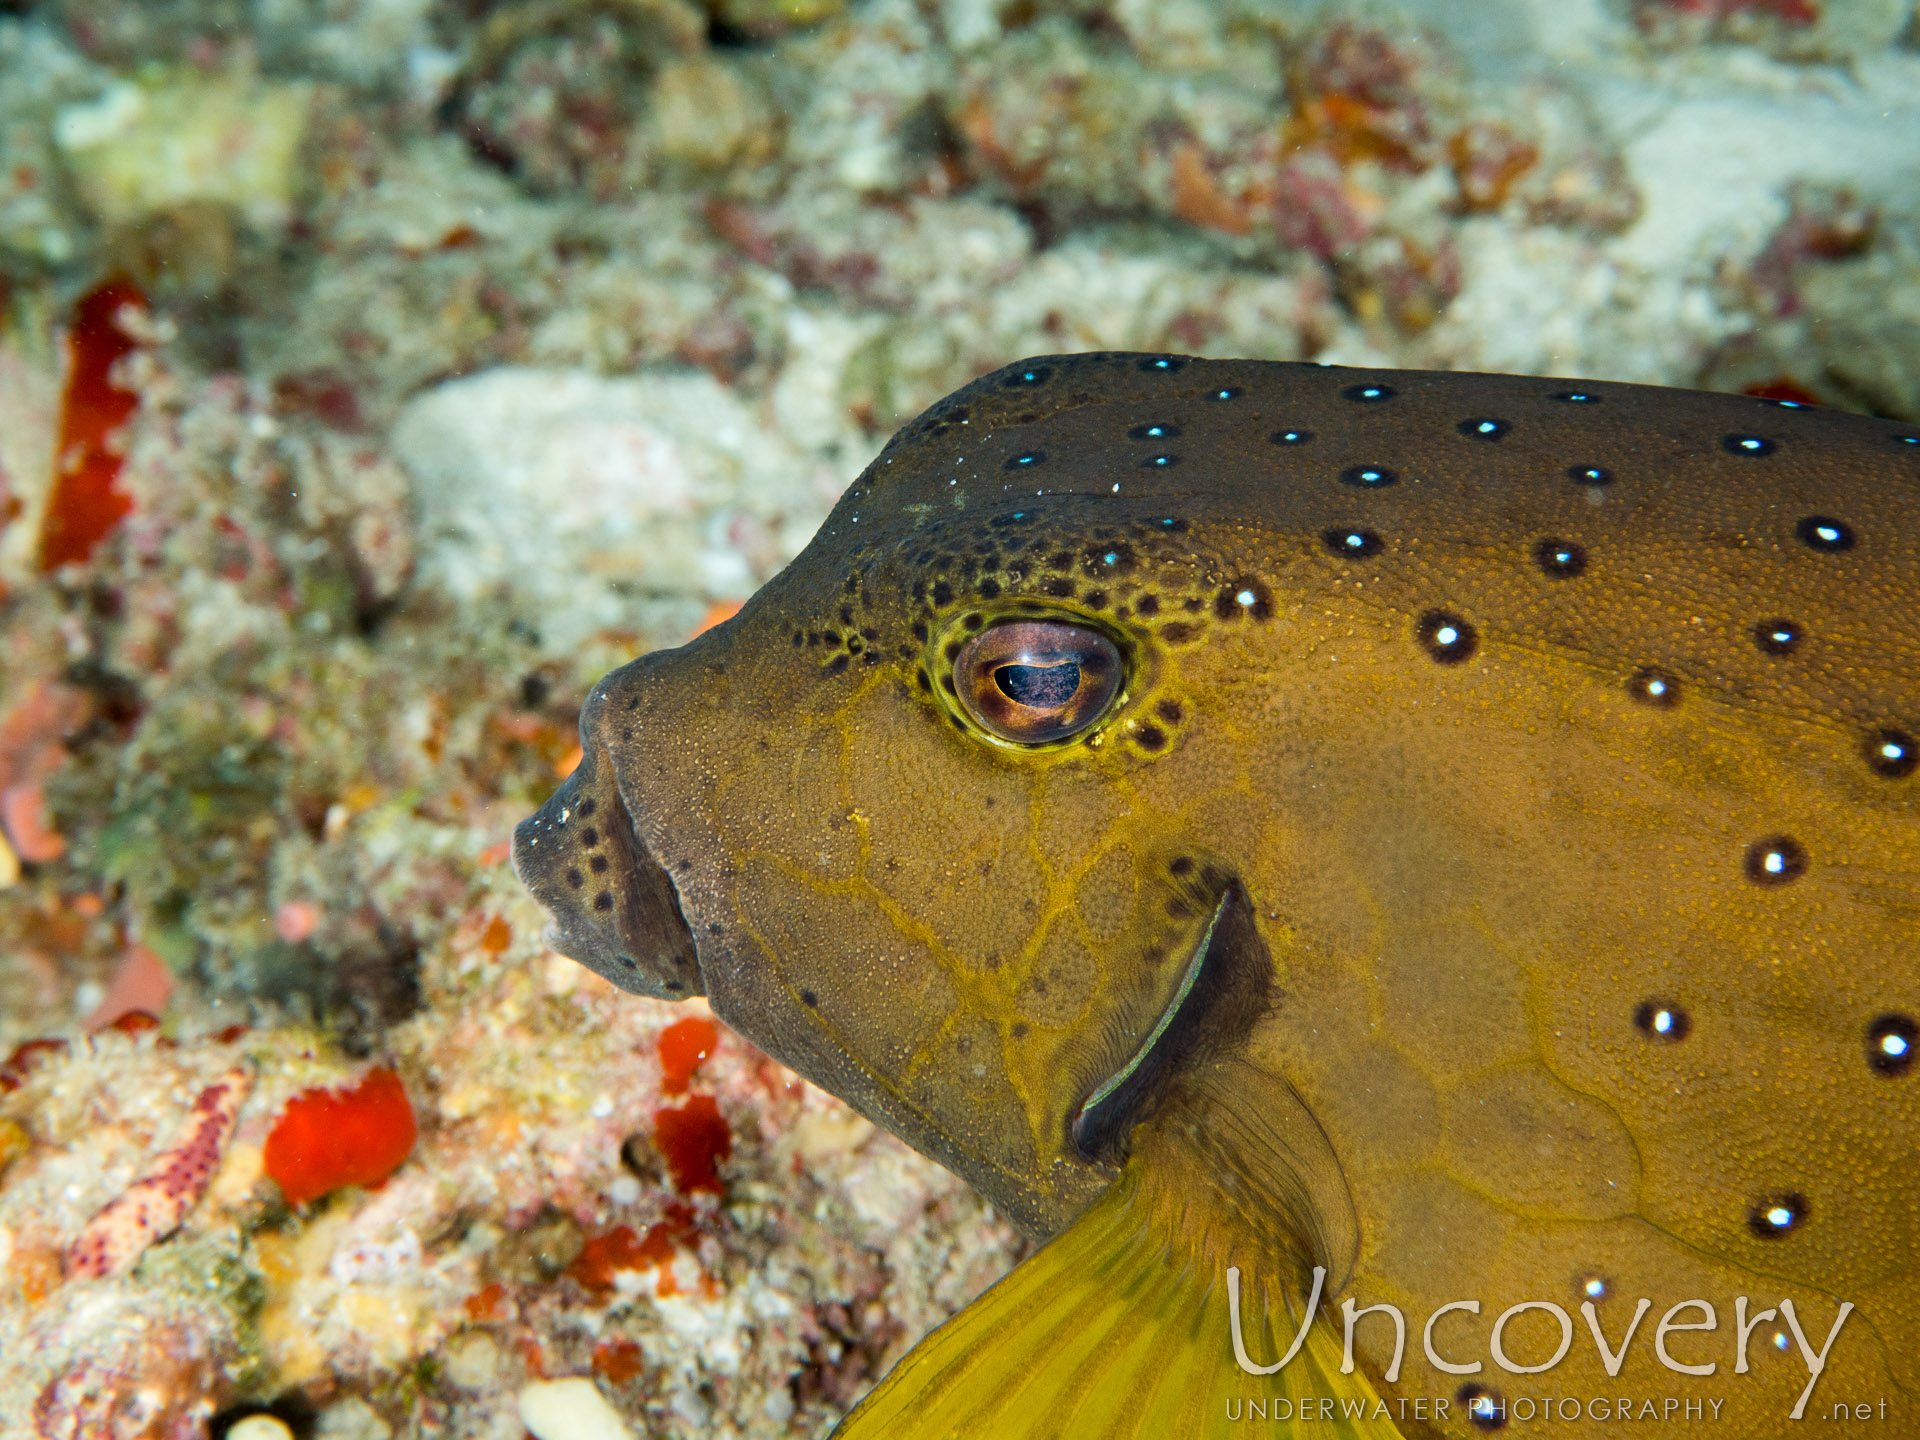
[64,1064,252,1281]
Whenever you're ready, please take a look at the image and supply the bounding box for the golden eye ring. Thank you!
[952,620,1123,745]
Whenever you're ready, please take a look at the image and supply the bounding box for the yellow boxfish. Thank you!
[514,354,1918,1438]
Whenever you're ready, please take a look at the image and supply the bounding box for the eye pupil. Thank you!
[995,661,1080,709]
[951,619,1123,745]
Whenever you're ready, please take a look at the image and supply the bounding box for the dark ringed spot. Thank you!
[1415,610,1476,664]
[1136,724,1166,751]
[1747,1192,1808,1239]
[1128,423,1181,440]
[1628,667,1679,707]
[1322,528,1383,558]
[1867,1013,1916,1077]
[1633,999,1691,1042]
[1753,618,1801,656]
[978,579,1001,598]
[1213,581,1273,620]
[1865,728,1917,779]
[800,989,818,1008]
[1458,417,1509,440]
[1744,835,1807,886]
[1135,595,1159,617]
[1155,698,1183,723]
[1722,434,1775,456]
[1340,464,1397,488]
[592,892,613,912]
[1567,464,1612,485]
[1533,539,1586,578]
[1795,515,1854,552]
[1270,428,1314,446]
[825,654,850,675]
[1169,857,1194,876]
[581,827,599,846]
[566,868,583,889]
[1458,1384,1507,1432]
[1342,383,1395,403]
[589,855,608,874]
[577,798,596,816]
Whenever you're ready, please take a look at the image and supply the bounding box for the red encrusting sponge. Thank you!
[40,278,147,570]
[264,1065,418,1206]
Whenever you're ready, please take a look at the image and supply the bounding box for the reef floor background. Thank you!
[0,0,1916,1435]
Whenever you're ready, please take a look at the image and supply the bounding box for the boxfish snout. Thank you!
[512,741,703,1001]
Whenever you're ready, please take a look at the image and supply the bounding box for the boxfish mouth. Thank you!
[511,743,703,1001]
[1069,879,1271,1162]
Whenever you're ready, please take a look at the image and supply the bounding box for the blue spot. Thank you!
[1339,464,1398,488]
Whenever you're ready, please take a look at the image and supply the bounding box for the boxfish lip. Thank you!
[1070,881,1269,1161]
[511,751,704,1001]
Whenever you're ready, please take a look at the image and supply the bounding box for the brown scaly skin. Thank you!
[517,354,1917,1435]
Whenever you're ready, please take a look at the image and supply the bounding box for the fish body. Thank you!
[516,355,1919,1437]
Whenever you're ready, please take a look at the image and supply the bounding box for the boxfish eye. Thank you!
[953,621,1122,745]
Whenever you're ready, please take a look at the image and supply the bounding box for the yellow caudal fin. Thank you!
[833,1160,1405,1440]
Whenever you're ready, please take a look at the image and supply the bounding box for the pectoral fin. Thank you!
[834,1154,1404,1440]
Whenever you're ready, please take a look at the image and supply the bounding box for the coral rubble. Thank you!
[0,0,1916,1433]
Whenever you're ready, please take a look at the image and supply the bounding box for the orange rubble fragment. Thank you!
[83,941,174,1032]
[568,1225,649,1291]
[593,1337,646,1383]
[689,599,744,640]
[465,1281,510,1323]
[553,743,584,779]
[263,1066,418,1206]
[479,915,513,954]
[1170,144,1252,236]
[569,1203,698,1293]
[0,782,63,864]
[40,278,147,570]
[657,1016,718,1096]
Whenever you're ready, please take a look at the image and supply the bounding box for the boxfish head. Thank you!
[514,385,1289,1236]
